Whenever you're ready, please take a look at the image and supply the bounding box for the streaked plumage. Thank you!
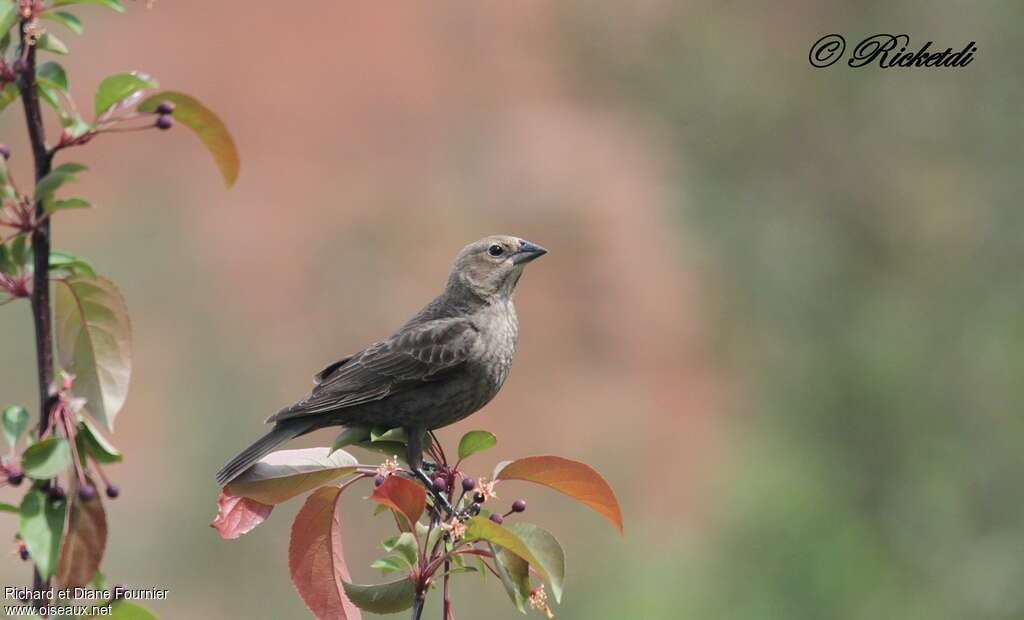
[216,235,546,485]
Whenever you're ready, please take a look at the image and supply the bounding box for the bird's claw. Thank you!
[414,468,456,517]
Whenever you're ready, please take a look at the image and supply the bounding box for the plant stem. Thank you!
[443,557,452,619]
[15,21,56,603]
[410,587,426,620]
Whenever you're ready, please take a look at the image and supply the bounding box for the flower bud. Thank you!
[432,477,447,493]
[105,483,120,499]
[79,484,97,501]
[488,513,504,525]
[155,100,175,115]
[461,477,476,492]
[0,144,10,159]
[19,546,29,561]
[48,484,65,501]
[7,471,23,486]
[374,475,385,487]
[155,115,173,130]
[511,499,526,513]
[473,491,485,504]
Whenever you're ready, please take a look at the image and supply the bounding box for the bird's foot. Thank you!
[414,468,456,518]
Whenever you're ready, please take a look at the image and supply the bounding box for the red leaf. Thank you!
[211,487,273,540]
[289,486,361,620]
[495,455,624,535]
[54,482,107,589]
[368,476,425,531]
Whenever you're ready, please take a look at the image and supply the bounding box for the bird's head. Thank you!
[447,235,547,301]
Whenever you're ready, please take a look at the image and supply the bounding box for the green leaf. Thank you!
[54,275,132,431]
[37,32,69,55]
[76,416,122,464]
[11,233,27,266]
[41,11,85,35]
[0,82,21,113]
[49,250,97,279]
[46,197,93,213]
[38,82,67,120]
[493,543,530,613]
[370,426,408,443]
[0,2,18,39]
[388,531,418,567]
[370,556,406,574]
[329,426,370,455]
[38,62,70,93]
[505,522,566,603]
[225,447,358,505]
[341,578,416,614]
[22,437,73,479]
[95,72,157,117]
[52,0,125,13]
[138,91,240,187]
[106,600,159,620]
[2,405,29,448]
[463,516,550,582]
[35,163,88,201]
[0,244,14,275]
[495,455,625,535]
[0,501,19,514]
[458,430,497,460]
[415,520,442,561]
[19,489,67,579]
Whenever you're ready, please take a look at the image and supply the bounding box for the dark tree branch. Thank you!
[15,20,56,602]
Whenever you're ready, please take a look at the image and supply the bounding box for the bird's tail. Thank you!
[215,419,315,485]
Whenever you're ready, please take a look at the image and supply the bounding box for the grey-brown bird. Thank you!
[215,235,547,486]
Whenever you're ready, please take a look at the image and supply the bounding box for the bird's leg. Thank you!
[405,424,455,517]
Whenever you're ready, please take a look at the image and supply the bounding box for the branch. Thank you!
[15,17,56,603]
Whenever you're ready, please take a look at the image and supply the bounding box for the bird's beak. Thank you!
[511,240,548,265]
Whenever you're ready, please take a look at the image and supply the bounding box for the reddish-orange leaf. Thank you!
[289,486,361,620]
[368,476,425,531]
[54,483,107,589]
[211,487,273,540]
[495,455,624,535]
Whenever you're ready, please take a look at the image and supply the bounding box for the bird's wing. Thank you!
[266,318,479,423]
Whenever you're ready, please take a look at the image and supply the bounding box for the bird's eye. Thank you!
[488,244,504,257]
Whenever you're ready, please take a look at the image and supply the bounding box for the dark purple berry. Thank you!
[155,115,173,130]
[432,477,447,493]
[0,144,10,159]
[374,475,385,487]
[19,546,29,561]
[461,477,476,492]
[13,59,28,74]
[488,513,504,525]
[155,100,175,115]
[105,483,120,499]
[473,492,485,504]
[79,484,97,501]
[7,471,23,486]
[511,499,526,513]
[48,484,65,501]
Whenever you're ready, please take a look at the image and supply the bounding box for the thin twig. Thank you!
[15,19,56,605]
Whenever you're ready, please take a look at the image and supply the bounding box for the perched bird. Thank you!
[216,235,547,487]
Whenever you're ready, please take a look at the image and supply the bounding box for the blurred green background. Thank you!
[2,2,1022,618]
